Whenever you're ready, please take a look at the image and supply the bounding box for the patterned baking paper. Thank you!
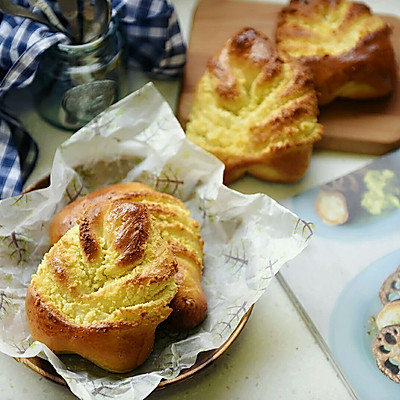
[0,83,311,400]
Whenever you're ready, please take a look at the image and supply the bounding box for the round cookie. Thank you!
[372,325,400,383]
[379,265,400,305]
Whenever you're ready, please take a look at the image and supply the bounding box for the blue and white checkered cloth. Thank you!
[0,0,186,199]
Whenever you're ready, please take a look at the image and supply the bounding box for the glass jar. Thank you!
[33,18,125,130]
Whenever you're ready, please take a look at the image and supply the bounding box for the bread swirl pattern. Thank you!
[26,200,178,373]
[185,27,323,184]
[276,0,398,105]
[49,182,207,330]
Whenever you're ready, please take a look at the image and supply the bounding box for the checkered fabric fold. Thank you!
[0,0,186,199]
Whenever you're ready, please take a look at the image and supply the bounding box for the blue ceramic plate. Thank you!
[329,249,400,399]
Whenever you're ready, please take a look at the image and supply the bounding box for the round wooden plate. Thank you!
[16,176,254,390]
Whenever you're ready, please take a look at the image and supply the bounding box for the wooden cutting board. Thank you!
[177,0,400,155]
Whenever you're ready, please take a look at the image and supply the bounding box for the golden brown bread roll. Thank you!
[49,182,207,330]
[275,0,398,105]
[26,200,178,373]
[185,27,323,184]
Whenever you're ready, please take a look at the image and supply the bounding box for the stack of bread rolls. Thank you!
[185,0,398,184]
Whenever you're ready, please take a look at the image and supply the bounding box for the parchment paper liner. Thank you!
[0,83,311,400]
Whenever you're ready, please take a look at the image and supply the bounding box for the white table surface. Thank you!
[1,1,399,399]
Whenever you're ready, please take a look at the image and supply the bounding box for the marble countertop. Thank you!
[1,1,399,399]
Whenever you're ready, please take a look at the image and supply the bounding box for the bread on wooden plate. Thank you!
[26,200,178,373]
[49,182,207,331]
[185,27,323,184]
[275,0,398,105]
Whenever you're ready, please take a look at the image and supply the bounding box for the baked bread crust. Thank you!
[276,0,398,105]
[26,200,178,372]
[185,27,323,184]
[49,182,207,330]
